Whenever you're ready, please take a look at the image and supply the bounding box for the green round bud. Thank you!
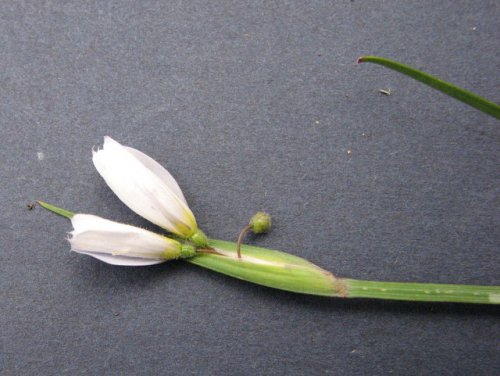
[249,211,271,234]
[180,244,197,259]
[190,229,208,248]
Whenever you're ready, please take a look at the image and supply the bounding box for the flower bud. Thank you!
[69,214,195,266]
[249,211,271,234]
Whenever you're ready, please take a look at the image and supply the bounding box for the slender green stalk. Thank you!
[358,55,500,119]
[344,279,499,305]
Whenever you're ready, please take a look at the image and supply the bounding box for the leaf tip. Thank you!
[36,200,75,219]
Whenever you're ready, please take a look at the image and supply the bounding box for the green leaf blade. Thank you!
[358,55,500,119]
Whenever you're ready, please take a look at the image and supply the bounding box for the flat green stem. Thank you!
[358,55,500,119]
[345,279,499,304]
[190,239,500,304]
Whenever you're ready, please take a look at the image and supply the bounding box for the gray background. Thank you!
[1,1,499,375]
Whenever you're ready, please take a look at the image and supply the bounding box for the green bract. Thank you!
[189,239,346,297]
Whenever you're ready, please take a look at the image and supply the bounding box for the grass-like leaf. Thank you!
[358,56,500,119]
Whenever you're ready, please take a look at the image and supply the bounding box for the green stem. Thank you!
[358,55,500,119]
[344,279,499,304]
[190,239,500,304]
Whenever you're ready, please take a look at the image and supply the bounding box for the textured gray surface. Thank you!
[1,1,499,375]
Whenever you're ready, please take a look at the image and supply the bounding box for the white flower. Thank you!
[69,214,195,266]
[92,136,204,243]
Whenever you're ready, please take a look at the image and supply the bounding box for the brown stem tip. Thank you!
[236,224,252,259]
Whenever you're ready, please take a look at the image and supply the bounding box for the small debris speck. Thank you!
[347,149,352,155]
[37,151,45,161]
[315,120,320,124]
[26,203,36,210]
[379,89,391,96]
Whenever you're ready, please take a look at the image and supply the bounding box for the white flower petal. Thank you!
[69,214,181,265]
[124,146,187,204]
[77,252,166,266]
[92,136,197,237]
